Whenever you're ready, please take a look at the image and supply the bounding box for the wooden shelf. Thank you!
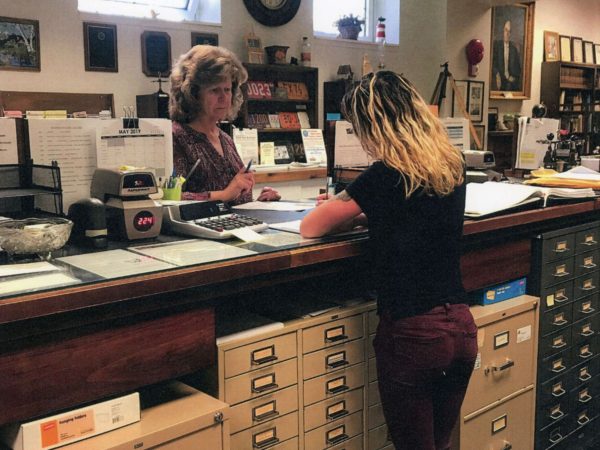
[254,167,326,183]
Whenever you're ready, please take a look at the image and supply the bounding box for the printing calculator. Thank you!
[162,201,268,239]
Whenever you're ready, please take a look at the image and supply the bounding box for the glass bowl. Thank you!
[0,218,73,256]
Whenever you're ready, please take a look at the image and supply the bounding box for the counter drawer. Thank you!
[538,374,571,408]
[230,411,298,450]
[459,388,534,450]
[535,416,572,450]
[571,316,597,347]
[573,294,599,322]
[574,250,599,277]
[368,402,386,429]
[571,404,598,431]
[303,338,365,380]
[368,423,391,450]
[304,387,363,432]
[541,257,575,288]
[540,281,573,312]
[229,385,298,434]
[329,433,363,450]
[536,396,570,430]
[573,272,600,301]
[570,357,599,386]
[303,315,364,354]
[540,302,573,337]
[539,328,571,359]
[225,358,297,406]
[542,234,575,262]
[538,348,572,383]
[569,383,596,413]
[572,339,597,366]
[368,380,380,407]
[304,411,362,450]
[304,363,365,406]
[575,227,600,254]
[224,332,297,379]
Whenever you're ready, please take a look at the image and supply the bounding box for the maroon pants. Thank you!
[373,303,478,450]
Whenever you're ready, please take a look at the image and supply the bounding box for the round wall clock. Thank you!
[243,0,301,27]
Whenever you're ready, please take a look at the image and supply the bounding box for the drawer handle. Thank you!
[551,364,566,374]
[501,443,513,450]
[579,371,592,382]
[580,328,595,337]
[555,294,569,303]
[580,284,596,291]
[579,393,592,404]
[252,383,279,394]
[549,409,564,421]
[253,437,280,449]
[327,433,349,445]
[580,306,596,314]
[582,239,597,246]
[254,410,280,422]
[492,359,515,372]
[252,355,278,365]
[551,340,567,350]
[551,386,566,397]
[549,432,563,444]
[327,409,349,420]
[579,350,594,359]
[553,246,569,253]
[326,334,348,343]
[577,414,590,426]
[553,271,570,278]
[582,262,597,269]
[327,384,349,395]
[552,318,568,326]
[327,359,349,369]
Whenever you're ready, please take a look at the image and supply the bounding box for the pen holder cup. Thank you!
[162,186,182,201]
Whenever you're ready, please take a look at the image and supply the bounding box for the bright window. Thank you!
[78,0,221,24]
[313,0,399,45]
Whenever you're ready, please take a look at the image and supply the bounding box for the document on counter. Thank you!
[234,201,315,212]
[269,220,302,234]
[129,239,256,266]
[0,261,59,277]
[0,272,80,296]
[57,249,176,278]
[0,118,19,164]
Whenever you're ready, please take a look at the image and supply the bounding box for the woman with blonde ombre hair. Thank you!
[300,71,477,450]
[170,45,279,204]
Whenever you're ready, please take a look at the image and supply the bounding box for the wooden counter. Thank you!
[1,200,599,426]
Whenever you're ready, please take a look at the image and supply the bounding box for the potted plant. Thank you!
[334,14,365,40]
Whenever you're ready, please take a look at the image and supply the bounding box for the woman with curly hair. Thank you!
[300,71,477,450]
[170,45,279,204]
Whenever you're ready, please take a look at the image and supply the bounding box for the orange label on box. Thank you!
[40,421,59,447]
[41,410,95,448]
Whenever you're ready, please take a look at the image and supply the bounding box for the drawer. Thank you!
[574,250,599,277]
[572,316,597,347]
[542,233,575,262]
[575,227,600,254]
[538,373,571,408]
[572,293,599,322]
[571,338,597,365]
[368,333,375,359]
[224,332,297,379]
[304,411,363,450]
[561,416,598,449]
[304,363,365,406]
[570,357,599,386]
[368,380,380,407]
[304,387,364,432]
[229,385,298,434]
[535,416,572,450]
[540,302,573,337]
[304,338,366,380]
[571,403,598,431]
[230,411,298,450]
[368,309,379,334]
[539,328,571,359]
[538,348,572,383]
[540,281,573,312]
[459,389,534,450]
[536,396,570,430]
[303,315,364,354]
[225,358,297,405]
[541,257,575,287]
[329,433,363,450]
[368,423,391,450]
[368,402,386,429]
[463,307,536,415]
[267,436,299,450]
[569,383,596,413]
[573,272,600,300]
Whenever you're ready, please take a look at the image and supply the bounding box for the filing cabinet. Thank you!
[530,221,600,449]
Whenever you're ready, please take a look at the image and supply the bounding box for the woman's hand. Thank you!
[257,186,281,202]
[224,167,254,201]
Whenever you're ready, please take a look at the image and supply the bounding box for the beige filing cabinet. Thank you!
[452,295,539,450]
[61,382,230,450]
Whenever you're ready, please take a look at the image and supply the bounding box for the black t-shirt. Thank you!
[346,161,466,319]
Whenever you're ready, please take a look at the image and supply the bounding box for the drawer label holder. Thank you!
[251,345,278,366]
[326,424,348,445]
[253,400,279,422]
[253,427,279,449]
[326,376,348,395]
[251,373,279,394]
[327,400,348,421]
[325,325,348,343]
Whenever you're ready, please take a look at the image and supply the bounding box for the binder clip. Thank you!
[122,106,139,129]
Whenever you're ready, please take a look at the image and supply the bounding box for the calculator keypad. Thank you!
[194,214,264,233]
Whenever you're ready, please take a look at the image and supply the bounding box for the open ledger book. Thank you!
[465,182,597,218]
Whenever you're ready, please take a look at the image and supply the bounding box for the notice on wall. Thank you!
[233,128,259,165]
[300,129,327,165]
[0,118,19,164]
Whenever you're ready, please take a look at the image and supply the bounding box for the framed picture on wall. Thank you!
[472,125,485,150]
[141,30,171,77]
[559,35,571,62]
[244,32,264,64]
[451,80,468,118]
[489,3,534,99]
[571,37,583,63]
[83,22,118,72]
[584,41,594,64]
[0,16,40,71]
[543,31,560,62]
[191,32,218,48]
[468,81,484,122]
[595,44,600,66]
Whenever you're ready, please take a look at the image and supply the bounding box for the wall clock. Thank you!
[243,0,301,27]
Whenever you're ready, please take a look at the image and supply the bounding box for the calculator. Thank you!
[162,201,268,239]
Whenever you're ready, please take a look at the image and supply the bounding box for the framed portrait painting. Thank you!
[191,32,218,48]
[489,3,534,99]
[83,22,118,72]
[0,16,40,71]
[543,31,560,62]
[560,35,571,62]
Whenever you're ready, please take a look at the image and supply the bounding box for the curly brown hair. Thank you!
[169,45,248,123]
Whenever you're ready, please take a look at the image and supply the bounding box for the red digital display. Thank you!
[133,210,155,232]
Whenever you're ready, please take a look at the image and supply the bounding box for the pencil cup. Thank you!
[162,185,182,201]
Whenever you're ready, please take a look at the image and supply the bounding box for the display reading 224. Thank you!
[243,0,301,27]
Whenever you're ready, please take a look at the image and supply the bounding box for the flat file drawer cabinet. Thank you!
[530,222,600,449]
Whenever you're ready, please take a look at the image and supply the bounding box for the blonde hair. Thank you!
[341,71,464,197]
[169,45,248,122]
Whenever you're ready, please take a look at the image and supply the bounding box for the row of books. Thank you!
[247,111,311,130]
[560,67,593,88]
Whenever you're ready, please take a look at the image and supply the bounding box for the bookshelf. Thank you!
[540,61,600,152]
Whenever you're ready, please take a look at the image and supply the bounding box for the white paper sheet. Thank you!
[269,220,302,234]
[233,128,259,164]
[233,201,314,211]
[334,120,369,167]
[515,117,560,170]
[129,239,256,266]
[301,129,327,164]
[57,249,176,278]
[0,119,19,164]
[0,272,80,296]
[230,227,265,242]
[0,261,59,277]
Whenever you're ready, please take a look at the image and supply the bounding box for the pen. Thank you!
[185,158,201,181]
[245,159,253,173]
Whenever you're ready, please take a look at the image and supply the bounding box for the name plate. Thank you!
[325,325,346,342]
[491,414,507,434]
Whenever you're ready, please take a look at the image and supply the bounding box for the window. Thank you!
[313,0,399,45]
[78,0,221,24]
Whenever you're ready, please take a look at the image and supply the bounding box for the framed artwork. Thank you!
[571,37,583,63]
[191,32,218,48]
[559,35,571,62]
[451,80,468,118]
[0,16,40,71]
[244,33,264,64]
[83,22,117,72]
[595,44,600,66]
[489,3,534,99]
[141,30,171,77]
[584,41,594,64]
[472,125,486,150]
[543,31,560,62]
[452,80,484,123]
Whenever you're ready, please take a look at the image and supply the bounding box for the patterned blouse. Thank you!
[172,122,252,205]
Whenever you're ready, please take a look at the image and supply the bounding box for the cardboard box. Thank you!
[0,393,140,450]
[476,278,527,305]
